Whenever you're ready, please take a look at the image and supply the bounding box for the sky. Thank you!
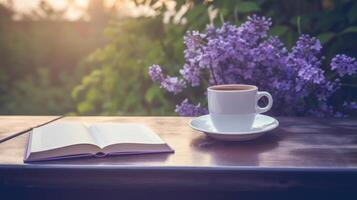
[0,0,90,20]
[0,0,180,21]
[0,0,155,20]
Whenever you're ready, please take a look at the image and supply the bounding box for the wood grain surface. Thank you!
[0,116,60,143]
[0,116,357,167]
[0,116,357,192]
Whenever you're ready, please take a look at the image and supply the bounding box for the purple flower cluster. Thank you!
[344,101,357,110]
[331,55,357,77]
[175,99,208,116]
[148,65,185,94]
[148,15,357,117]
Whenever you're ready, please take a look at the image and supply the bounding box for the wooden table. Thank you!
[1,116,357,199]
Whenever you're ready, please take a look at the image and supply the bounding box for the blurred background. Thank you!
[0,0,356,116]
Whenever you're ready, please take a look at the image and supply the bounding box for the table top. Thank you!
[1,116,357,191]
[1,116,357,168]
[0,115,61,143]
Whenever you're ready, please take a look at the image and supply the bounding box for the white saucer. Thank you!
[189,114,279,141]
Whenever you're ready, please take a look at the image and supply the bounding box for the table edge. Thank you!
[2,164,357,172]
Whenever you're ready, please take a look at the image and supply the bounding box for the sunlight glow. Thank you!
[0,0,180,20]
[0,0,89,20]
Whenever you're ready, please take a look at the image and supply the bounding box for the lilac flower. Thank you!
[148,15,357,117]
[331,54,357,77]
[175,99,208,116]
[161,76,185,95]
[180,64,201,87]
[148,65,164,82]
[308,102,335,117]
[288,35,325,85]
[350,102,357,110]
[237,15,272,46]
[334,112,344,118]
[344,101,357,110]
[149,64,185,95]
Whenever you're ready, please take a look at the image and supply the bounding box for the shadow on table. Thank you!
[190,131,281,166]
[33,152,171,165]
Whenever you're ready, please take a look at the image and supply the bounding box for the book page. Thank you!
[89,123,165,148]
[30,122,96,153]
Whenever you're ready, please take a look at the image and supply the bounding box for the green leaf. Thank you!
[185,5,209,30]
[236,2,260,13]
[145,86,160,103]
[269,25,288,36]
[185,5,207,22]
[77,101,94,114]
[175,0,186,11]
[341,26,357,34]
[317,32,335,44]
[297,16,301,35]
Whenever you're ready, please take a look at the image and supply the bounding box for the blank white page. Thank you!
[31,122,96,153]
[89,123,165,148]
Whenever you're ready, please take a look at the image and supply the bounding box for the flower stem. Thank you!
[209,65,218,85]
[220,65,226,84]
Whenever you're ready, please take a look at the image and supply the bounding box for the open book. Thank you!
[24,122,173,162]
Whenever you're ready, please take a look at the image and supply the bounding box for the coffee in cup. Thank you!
[207,84,273,132]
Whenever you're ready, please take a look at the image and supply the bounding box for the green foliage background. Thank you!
[0,0,356,116]
[72,18,183,115]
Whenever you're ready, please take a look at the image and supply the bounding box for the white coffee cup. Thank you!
[207,84,273,132]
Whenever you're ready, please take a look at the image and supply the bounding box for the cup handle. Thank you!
[256,91,273,113]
